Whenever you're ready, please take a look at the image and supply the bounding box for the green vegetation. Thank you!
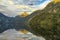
[29,2,60,40]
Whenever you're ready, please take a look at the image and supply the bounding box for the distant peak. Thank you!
[18,12,29,17]
[0,12,7,17]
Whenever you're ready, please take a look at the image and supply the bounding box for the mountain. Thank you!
[1,2,60,39]
[0,12,14,33]
[0,12,34,33]
[14,9,41,31]
[0,4,44,33]
[29,2,60,40]
[0,12,6,17]
[19,12,29,17]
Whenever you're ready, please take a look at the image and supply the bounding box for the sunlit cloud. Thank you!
[8,1,14,5]
[0,0,52,17]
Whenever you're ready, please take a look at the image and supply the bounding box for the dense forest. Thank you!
[29,2,60,40]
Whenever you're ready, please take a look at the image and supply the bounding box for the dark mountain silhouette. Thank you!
[0,9,40,33]
[0,12,14,33]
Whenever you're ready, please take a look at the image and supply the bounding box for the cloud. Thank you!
[0,0,52,17]
[0,29,45,40]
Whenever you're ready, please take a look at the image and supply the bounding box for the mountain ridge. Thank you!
[29,2,60,40]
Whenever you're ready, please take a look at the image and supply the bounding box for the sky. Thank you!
[11,0,46,5]
[0,0,52,17]
[0,0,48,5]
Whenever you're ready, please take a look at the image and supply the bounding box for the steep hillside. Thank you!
[29,2,60,40]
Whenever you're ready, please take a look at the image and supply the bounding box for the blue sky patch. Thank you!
[12,0,47,5]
